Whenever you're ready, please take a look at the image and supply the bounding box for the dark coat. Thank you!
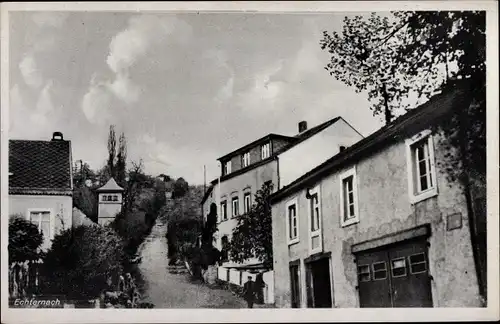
[243,281,255,301]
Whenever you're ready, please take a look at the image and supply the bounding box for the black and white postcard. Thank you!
[1,1,498,323]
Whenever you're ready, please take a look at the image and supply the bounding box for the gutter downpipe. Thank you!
[276,155,280,191]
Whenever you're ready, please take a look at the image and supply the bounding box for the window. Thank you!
[339,167,359,227]
[308,186,322,253]
[357,264,371,282]
[243,192,252,213]
[261,142,271,160]
[310,193,320,232]
[28,210,52,250]
[102,195,107,202]
[286,198,299,244]
[406,130,438,204]
[391,258,407,277]
[223,160,232,175]
[242,152,251,167]
[372,261,387,280]
[112,195,118,202]
[232,197,239,217]
[221,200,228,221]
[409,253,428,274]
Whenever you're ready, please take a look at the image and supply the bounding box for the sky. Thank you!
[8,11,387,185]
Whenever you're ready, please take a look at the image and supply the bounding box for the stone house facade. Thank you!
[270,85,484,308]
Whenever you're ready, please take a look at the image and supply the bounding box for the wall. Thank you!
[9,194,73,249]
[272,132,481,308]
[214,160,279,254]
[97,192,122,224]
[272,138,292,155]
[278,118,363,189]
[72,207,96,227]
[222,137,293,176]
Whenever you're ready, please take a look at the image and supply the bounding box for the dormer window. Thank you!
[223,160,232,176]
[242,152,251,167]
[261,142,271,160]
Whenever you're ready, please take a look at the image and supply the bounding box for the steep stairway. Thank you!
[166,262,189,275]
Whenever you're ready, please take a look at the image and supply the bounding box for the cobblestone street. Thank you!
[138,222,246,308]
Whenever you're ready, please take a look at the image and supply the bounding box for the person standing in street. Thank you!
[255,273,265,304]
[243,276,256,308]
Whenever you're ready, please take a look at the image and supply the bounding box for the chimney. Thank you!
[298,121,308,133]
[52,132,64,141]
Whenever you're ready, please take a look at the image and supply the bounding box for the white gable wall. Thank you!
[278,118,363,189]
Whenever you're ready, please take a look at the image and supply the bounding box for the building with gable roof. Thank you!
[9,132,74,250]
[270,82,486,308]
[201,117,363,304]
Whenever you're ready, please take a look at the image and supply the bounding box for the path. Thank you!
[138,220,246,308]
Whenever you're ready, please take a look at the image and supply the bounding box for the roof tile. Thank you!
[9,139,72,192]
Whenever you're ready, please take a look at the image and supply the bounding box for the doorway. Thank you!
[289,262,301,308]
[306,256,333,308]
[355,238,433,307]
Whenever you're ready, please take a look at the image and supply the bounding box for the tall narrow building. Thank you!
[97,177,124,226]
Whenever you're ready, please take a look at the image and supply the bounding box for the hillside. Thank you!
[160,184,205,223]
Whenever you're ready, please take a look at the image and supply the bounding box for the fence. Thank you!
[9,259,44,298]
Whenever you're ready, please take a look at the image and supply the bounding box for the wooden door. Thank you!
[388,239,433,307]
[356,238,433,308]
[290,264,301,308]
[357,249,392,307]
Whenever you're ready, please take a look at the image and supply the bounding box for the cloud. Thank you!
[19,54,43,89]
[81,15,192,122]
[107,15,192,73]
[138,134,216,183]
[205,49,235,102]
[107,72,141,104]
[18,13,68,90]
[216,75,234,103]
[81,82,112,124]
[9,82,60,139]
[35,81,55,114]
[236,62,284,115]
[9,85,25,131]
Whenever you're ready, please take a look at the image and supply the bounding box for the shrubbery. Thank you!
[166,203,221,279]
[40,225,125,300]
[110,211,151,257]
[8,216,44,263]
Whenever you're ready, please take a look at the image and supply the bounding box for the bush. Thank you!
[110,211,150,257]
[9,216,44,263]
[40,225,125,300]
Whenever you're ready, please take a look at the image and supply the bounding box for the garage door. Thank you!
[355,238,433,307]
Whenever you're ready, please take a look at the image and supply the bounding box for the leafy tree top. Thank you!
[320,11,485,122]
[229,181,273,266]
[9,216,44,263]
[320,11,485,182]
